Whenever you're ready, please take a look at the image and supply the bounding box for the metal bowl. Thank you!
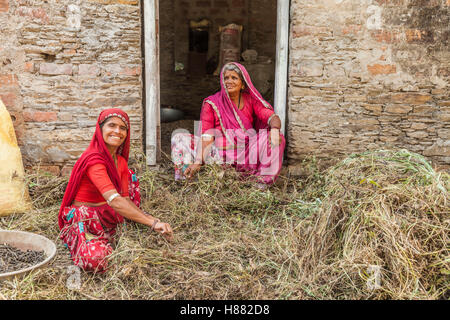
[0,230,57,280]
[160,107,184,123]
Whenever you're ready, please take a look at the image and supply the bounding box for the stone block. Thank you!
[298,61,323,77]
[437,112,450,122]
[16,7,50,24]
[24,61,34,73]
[46,146,71,163]
[350,118,380,131]
[392,93,432,105]
[40,63,73,76]
[120,66,141,76]
[58,112,74,121]
[292,25,331,38]
[371,30,403,43]
[78,64,100,76]
[38,165,60,176]
[342,24,362,36]
[384,105,412,114]
[87,0,138,4]
[0,74,18,86]
[410,122,428,130]
[437,129,450,140]
[61,165,73,177]
[23,110,58,122]
[0,92,17,108]
[380,135,399,142]
[424,139,450,157]
[0,0,8,12]
[437,101,450,107]
[412,105,435,114]
[290,86,318,97]
[406,131,428,139]
[367,64,397,75]
[362,104,383,114]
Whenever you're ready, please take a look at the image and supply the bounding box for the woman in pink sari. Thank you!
[171,62,285,186]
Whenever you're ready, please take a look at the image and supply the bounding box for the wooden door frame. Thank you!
[143,0,160,166]
[143,0,289,165]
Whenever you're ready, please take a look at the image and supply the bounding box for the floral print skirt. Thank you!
[171,132,222,180]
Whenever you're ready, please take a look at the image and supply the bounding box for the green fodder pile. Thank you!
[298,149,449,299]
[0,149,448,300]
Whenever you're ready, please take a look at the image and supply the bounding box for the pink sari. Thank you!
[172,62,285,184]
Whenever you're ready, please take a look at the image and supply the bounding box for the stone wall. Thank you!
[0,0,143,175]
[288,0,449,168]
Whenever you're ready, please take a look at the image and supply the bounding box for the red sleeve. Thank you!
[252,96,274,125]
[86,161,129,197]
[86,164,116,195]
[200,102,216,134]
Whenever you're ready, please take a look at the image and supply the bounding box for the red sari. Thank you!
[58,108,141,272]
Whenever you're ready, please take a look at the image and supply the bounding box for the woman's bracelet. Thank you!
[106,192,120,206]
[267,113,277,125]
[151,218,160,232]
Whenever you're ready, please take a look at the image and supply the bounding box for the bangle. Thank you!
[151,219,160,232]
[267,113,277,125]
[106,192,120,206]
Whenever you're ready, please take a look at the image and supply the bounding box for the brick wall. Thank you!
[0,0,143,175]
[288,0,449,169]
[248,0,277,58]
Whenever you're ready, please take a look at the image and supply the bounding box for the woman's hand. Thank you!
[107,194,174,241]
[184,163,202,179]
[153,221,173,241]
[268,128,281,147]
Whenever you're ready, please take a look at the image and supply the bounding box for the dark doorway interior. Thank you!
[159,0,277,160]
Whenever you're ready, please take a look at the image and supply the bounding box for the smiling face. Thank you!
[101,116,128,152]
[223,70,245,96]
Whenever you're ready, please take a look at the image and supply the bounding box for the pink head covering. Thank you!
[204,62,274,135]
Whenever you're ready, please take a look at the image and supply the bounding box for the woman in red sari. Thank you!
[171,62,285,186]
[59,108,173,273]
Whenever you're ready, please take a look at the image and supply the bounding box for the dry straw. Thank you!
[0,148,448,299]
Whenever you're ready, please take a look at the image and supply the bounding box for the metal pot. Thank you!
[160,107,184,123]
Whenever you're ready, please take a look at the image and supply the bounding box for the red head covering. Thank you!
[58,108,131,230]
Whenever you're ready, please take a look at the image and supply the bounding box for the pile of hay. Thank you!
[297,149,449,299]
[0,149,447,300]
